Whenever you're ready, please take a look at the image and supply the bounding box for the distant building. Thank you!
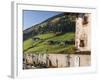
[75,13,91,51]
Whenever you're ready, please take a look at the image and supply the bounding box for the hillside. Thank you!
[23,12,76,54]
[23,13,76,40]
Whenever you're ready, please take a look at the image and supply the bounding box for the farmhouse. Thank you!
[75,13,91,52]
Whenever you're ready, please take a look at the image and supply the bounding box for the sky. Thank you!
[23,10,62,30]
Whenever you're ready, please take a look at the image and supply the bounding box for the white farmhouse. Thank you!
[75,13,91,51]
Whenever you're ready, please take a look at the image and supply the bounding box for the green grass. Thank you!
[48,32,75,41]
[52,45,75,53]
[34,33,55,40]
[24,32,75,54]
[23,38,33,51]
[26,44,75,54]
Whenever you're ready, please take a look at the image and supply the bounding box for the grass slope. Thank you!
[24,32,75,54]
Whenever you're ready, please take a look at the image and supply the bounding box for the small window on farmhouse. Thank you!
[82,16,88,25]
[79,40,85,47]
